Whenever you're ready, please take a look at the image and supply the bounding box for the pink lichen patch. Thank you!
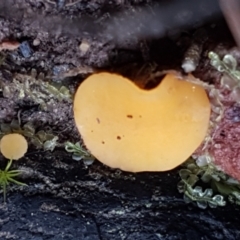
[209,104,240,181]
[192,69,240,181]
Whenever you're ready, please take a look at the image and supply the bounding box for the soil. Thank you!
[0,0,240,239]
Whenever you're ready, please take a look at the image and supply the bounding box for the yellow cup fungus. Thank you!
[73,72,211,172]
[0,133,28,160]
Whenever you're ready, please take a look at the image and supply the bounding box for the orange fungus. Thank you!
[73,72,211,172]
[0,133,28,160]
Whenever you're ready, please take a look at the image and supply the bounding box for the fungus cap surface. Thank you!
[74,72,211,172]
[0,133,28,160]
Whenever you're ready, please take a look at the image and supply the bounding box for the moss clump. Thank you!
[65,141,95,165]
[208,51,240,81]
[178,158,240,208]
[0,72,72,111]
[0,159,27,202]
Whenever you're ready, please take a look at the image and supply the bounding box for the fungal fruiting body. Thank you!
[0,133,28,160]
[74,72,211,172]
[0,133,28,202]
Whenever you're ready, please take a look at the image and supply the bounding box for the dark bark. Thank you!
[0,1,239,239]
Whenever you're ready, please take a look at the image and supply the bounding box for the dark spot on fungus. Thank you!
[102,141,105,144]
[91,130,93,133]
[117,136,121,140]
[127,114,133,118]
[139,115,142,118]
[96,118,100,124]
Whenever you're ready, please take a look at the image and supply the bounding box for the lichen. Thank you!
[179,51,240,209]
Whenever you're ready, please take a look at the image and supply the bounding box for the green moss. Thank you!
[208,51,240,81]
[0,72,72,111]
[0,159,27,202]
[65,141,95,165]
[178,158,240,208]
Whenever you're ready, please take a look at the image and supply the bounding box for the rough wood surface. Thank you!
[0,1,240,239]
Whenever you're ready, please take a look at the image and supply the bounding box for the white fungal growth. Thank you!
[196,155,209,167]
[182,43,202,73]
[182,29,208,73]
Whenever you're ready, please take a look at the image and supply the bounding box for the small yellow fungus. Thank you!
[0,133,28,160]
[74,72,211,172]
